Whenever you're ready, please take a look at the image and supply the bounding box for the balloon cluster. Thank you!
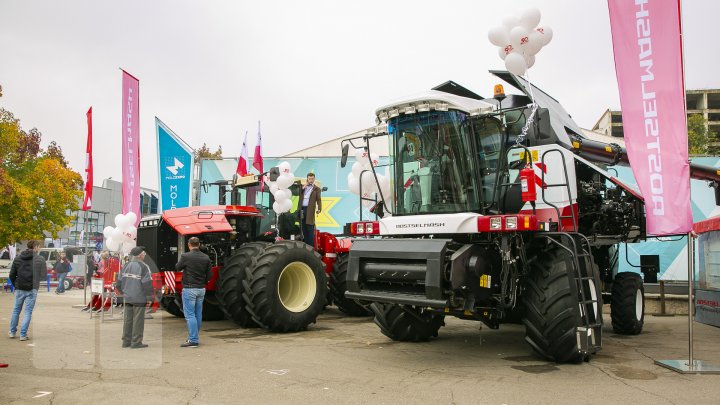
[347,149,391,208]
[268,161,295,214]
[488,8,553,76]
[102,212,138,254]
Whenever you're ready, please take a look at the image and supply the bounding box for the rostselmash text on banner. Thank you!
[156,118,194,212]
[607,0,692,236]
[121,70,141,225]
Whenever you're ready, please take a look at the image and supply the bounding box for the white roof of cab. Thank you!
[375,90,496,117]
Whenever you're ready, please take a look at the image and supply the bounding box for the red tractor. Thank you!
[137,173,367,332]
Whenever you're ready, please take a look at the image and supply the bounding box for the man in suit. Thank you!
[297,172,322,248]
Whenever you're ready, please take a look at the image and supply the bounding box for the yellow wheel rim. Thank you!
[277,261,316,312]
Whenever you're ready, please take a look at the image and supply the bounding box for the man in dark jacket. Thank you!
[116,246,153,348]
[54,251,71,294]
[296,172,322,248]
[175,236,211,347]
[8,240,46,341]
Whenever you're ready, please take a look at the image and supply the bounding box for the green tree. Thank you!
[194,143,223,160]
[0,107,83,247]
[688,114,715,155]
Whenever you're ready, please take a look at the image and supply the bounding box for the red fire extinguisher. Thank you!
[520,165,537,202]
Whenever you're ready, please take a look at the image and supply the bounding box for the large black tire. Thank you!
[201,292,226,321]
[610,272,644,335]
[161,295,184,318]
[217,242,269,327]
[160,292,226,321]
[523,246,593,363]
[330,254,372,316]
[242,241,327,332]
[370,303,445,342]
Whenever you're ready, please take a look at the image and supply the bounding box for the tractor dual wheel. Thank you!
[523,245,600,363]
[242,241,327,332]
[330,254,372,317]
[217,242,269,327]
[370,303,445,342]
[610,272,644,335]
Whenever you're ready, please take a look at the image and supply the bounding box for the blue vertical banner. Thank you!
[156,117,194,212]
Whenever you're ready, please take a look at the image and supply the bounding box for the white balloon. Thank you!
[377,175,390,196]
[359,171,377,193]
[505,52,528,76]
[111,228,123,241]
[525,54,536,69]
[114,214,126,228]
[126,225,137,240]
[280,198,293,213]
[106,238,119,252]
[526,31,544,55]
[368,153,380,167]
[102,226,114,238]
[351,162,363,178]
[269,182,279,195]
[272,201,282,214]
[278,161,291,175]
[277,173,293,189]
[488,26,510,47]
[361,192,376,208]
[502,15,520,29]
[536,26,553,46]
[519,8,541,30]
[274,189,288,203]
[125,212,137,226]
[347,174,360,195]
[121,242,134,255]
[354,148,368,163]
[510,26,530,50]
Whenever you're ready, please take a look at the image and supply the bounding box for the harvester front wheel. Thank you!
[217,242,269,327]
[242,241,327,332]
[523,246,586,363]
[330,254,372,316]
[610,272,644,335]
[370,303,445,342]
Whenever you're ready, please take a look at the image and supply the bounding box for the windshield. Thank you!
[470,117,505,207]
[388,110,482,215]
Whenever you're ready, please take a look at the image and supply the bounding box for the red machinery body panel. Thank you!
[162,205,261,235]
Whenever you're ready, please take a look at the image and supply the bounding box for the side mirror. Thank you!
[201,181,209,194]
[321,187,328,192]
[340,143,350,168]
[268,167,280,182]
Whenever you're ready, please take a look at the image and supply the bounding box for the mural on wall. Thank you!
[198,157,389,235]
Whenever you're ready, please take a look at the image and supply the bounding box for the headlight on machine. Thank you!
[506,216,518,230]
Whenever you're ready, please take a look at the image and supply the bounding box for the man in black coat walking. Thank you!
[176,237,212,348]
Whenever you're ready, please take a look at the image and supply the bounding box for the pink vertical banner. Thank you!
[121,70,141,225]
[607,0,692,236]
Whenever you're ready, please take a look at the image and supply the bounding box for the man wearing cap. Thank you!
[116,246,153,349]
[176,236,212,348]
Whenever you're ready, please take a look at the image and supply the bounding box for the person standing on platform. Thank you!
[176,237,211,348]
[116,246,153,349]
[8,240,46,341]
[297,172,322,248]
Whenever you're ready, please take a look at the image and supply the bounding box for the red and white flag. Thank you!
[82,107,93,210]
[607,0,692,235]
[236,131,249,176]
[121,70,141,226]
[253,121,263,174]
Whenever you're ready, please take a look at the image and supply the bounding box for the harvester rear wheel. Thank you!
[330,254,372,316]
[523,245,585,363]
[242,241,327,332]
[370,303,445,342]
[610,272,644,335]
[217,242,269,327]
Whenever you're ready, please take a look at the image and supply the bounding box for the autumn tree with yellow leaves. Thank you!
[0,102,83,247]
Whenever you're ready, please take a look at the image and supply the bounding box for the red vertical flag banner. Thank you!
[607,0,692,236]
[82,107,93,211]
[253,120,263,174]
[237,130,249,176]
[121,70,141,225]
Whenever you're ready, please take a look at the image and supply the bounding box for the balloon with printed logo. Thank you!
[509,26,531,55]
[278,161,292,175]
[125,225,137,241]
[355,148,368,163]
[505,51,527,76]
[361,192,376,208]
[536,26,553,46]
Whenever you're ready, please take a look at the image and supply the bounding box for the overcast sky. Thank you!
[1,0,716,189]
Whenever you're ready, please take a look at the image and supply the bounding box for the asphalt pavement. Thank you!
[1,289,719,404]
